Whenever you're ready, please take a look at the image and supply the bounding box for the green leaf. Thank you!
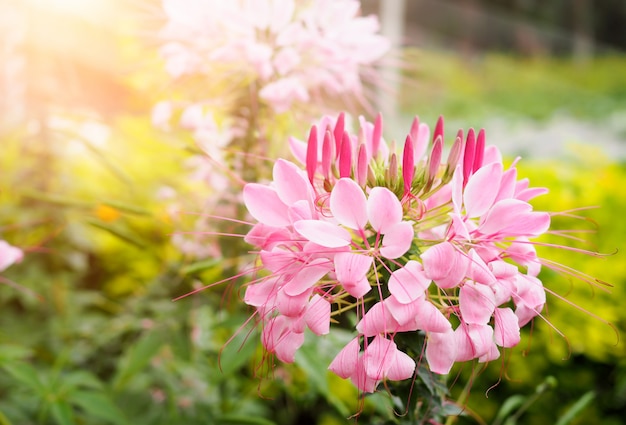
[1,362,45,393]
[85,219,147,249]
[112,331,163,389]
[216,414,277,425]
[555,391,595,425]
[296,342,350,417]
[180,258,222,275]
[218,327,258,375]
[0,410,13,425]
[493,395,526,425]
[72,391,129,425]
[50,401,74,425]
[60,371,104,392]
[0,345,32,364]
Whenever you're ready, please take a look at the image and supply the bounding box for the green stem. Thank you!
[445,364,481,425]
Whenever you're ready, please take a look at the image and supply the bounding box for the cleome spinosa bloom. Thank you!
[236,112,568,392]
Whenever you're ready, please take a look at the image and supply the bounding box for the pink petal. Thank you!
[455,324,494,362]
[421,242,468,289]
[283,258,331,296]
[467,249,496,285]
[276,288,312,317]
[261,316,305,363]
[425,330,457,374]
[330,178,368,230]
[334,252,373,288]
[463,162,502,218]
[383,296,419,328]
[459,281,496,325]
[513,274,546,326]
[494,167,517,202]
[388,260,430,304]
[351,356,379,393]
[413,299,453,333]
[494,307,521,347]
[244,278,279,311]
[288,136,307,165]
[363,336,395,380]
[294,220,351,248]
[386,348,416,381]
[0,241,23,272]
[516,187,549,202]
[380,221,414,259]
[479,199,550,237]
[367,187,402,234]
[243,183,290,227]
[305,294,331,335]
[356,301,398,336]
[273,159,311,206]
[328,337,360,379]
[274,331,305,363]
[451,165,463,213]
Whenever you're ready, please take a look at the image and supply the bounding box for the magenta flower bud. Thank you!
[402,134,415,195]
[339,131,353,178]
[357,144,368,187]
[427,137,442,187]
[333,112,345,155]
[445,134,464,178]
[306,125,318,185]
[473,128,486,173]
[322,129,334,180]
[372,112,383,158]
[433,115,444,144]
[463,128,476,186]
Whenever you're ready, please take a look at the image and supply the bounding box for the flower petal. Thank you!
[421,242,468,289]
[388,260,430,304]
[380,221,414,259]
[305,294,331,335]
[363,336,395,380]
[243,183,290,227]
[426,330,457,374]
[367,187,402,234]
[273,159,312,206]
[283,258,331,296]
[494,307,521,347]
[459,281,496,325]
[328,337,360,379]
[294,220,351,248]
[330,178,367,230]
[463,162,502,218]
[386,349,416,381]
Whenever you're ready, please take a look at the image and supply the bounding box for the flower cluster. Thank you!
[157,0,390,113]
[239,113,554,393]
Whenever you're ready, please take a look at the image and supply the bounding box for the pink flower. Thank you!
[157,0,390,112]
[0,241,23,272]
[219,112,595,393]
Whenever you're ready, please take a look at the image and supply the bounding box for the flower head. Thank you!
[227,112,595,393]
[158,0,390,113]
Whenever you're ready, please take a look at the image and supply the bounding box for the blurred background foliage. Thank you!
[0,0,625,424]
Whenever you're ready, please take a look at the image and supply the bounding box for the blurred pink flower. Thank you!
[158,0,390,112]
[0,240,23,272]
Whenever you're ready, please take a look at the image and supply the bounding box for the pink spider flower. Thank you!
[157,0,390,113]
[218,112,602,393]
